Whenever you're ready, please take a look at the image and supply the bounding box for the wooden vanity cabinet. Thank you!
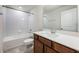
[34,39,43,53]
[44,46,57,53]
[53,42,76,53]
[34,34,43,53]
[34,34,78,53]
[38,36,51,47]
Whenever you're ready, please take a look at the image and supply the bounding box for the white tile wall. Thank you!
[0,6,3,52]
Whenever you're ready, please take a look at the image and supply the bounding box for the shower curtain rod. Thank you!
[2,5,34,15]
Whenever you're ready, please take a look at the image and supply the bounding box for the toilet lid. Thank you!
[24,38,33,43]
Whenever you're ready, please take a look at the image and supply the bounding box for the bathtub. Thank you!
[3,33,33,51]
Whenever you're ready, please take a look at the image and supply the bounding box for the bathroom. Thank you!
[0,5,79,53]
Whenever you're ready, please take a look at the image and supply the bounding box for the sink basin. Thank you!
[40,31,59,38]
[48,33,60,38]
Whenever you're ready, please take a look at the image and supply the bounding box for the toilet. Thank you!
[24,38,33,52]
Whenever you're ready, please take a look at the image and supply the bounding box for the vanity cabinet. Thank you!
[53,42,76,53]
[38,36,51,47]
[44,46,57,53]
[34,34,43,53]
[34,34,78,53]
[34,39,43,53]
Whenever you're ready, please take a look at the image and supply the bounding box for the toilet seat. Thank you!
[24,38,33,45]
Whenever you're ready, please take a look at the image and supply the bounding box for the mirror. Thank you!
[43,5,78,32]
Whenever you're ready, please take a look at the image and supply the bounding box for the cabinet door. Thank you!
[53,42,76,53]
[44,46,57,53]
[34,39,43,53]
[39,36,51,47]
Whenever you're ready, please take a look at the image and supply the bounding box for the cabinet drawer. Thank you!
[39,36,51,47]
[53,42,76,53]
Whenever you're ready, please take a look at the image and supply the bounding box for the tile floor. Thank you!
[4,44,33,53]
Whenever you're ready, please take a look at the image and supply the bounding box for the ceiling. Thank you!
[4,5,64,12]
[4,5,75,14]
[4,5,37,12]
[43,5,64,13]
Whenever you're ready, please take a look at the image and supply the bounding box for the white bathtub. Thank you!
[3,33,33,51]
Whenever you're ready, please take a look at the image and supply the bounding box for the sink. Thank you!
[40,31,59,38]
[49,33,59,38]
